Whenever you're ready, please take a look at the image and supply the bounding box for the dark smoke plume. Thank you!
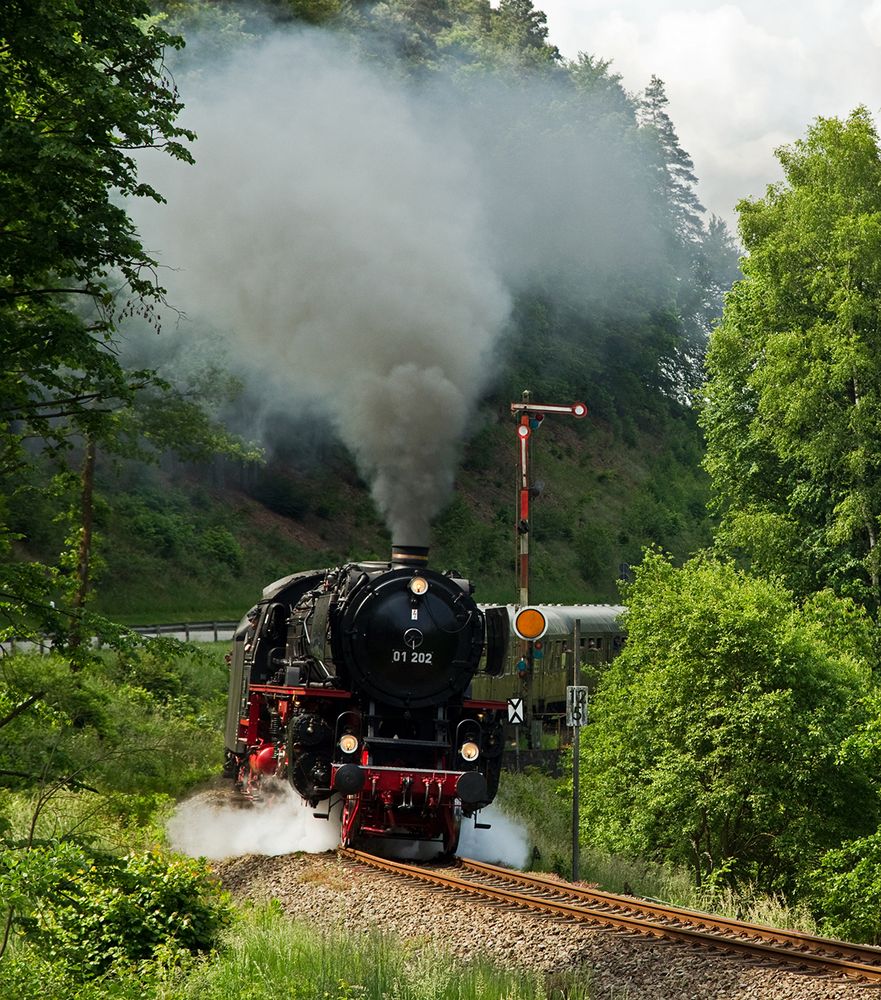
[133,28,665,543]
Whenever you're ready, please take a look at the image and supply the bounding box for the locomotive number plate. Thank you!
[392,650,433,664]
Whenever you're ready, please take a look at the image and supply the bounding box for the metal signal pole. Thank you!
[511,391,588,607]
[569,619,585,882]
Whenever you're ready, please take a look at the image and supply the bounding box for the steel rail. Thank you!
[342,849,881,982]
[457,856,881,969]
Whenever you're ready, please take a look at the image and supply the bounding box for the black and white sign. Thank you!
[507,697,524,725]
[566,685,589,727]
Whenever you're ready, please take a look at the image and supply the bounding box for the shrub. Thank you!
[811,831,881,944]
[129,509,189,559]
[3,845,231,976]
[577,551,877,893]
[196,527,242,572]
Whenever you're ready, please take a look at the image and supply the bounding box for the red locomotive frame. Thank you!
[236,680,506,853]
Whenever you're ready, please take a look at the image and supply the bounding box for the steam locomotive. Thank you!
[224,545,511,853]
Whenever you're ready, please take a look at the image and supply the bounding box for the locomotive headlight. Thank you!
[339,733,359,754]
[409,576,429,596]
[460,741,480,762]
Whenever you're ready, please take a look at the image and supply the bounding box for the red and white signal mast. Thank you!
[511,390,588,608]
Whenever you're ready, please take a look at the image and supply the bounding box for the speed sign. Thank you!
[566,685,588,727]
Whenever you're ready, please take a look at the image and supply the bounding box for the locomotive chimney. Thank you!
[391,544,429,568]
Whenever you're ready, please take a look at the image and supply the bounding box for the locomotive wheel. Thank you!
[289,750,332,801]
[441,808,462,856]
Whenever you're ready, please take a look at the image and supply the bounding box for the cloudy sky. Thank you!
[537,1,881,229]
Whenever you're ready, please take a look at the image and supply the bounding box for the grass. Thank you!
[497,769,820,935]
[180,902,593,1000]
[1,786,176,854]
[0,902,595,1000]
[497,769,573,877]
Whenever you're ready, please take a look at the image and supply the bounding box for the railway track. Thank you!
[342,849,881,983]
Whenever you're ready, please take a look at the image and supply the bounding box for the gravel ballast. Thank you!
[212,851,872,1000]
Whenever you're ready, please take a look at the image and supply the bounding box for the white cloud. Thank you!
[863,0,881,46]
[538,1,881,225]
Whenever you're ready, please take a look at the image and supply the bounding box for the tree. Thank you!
[694,213,742,328]
[0,642,231,964]
[0,0,195,649]
[702,108,881,612]
[636,76,740,399]
[577,550,876,893]
[1,2,194,452]
[638,76,704,243]
[357,0,455,69]
[64,352,260,611]
[489,0,559,67]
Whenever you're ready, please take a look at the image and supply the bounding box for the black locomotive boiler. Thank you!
[224,545,510,853]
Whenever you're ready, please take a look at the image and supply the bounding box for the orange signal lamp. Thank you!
[513,607,548,640]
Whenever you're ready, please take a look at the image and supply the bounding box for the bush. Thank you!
[811,831,881,944]
[129,510,184,558]
[497,769,572,876]
[196,527,242,572]
[0,945,175,1000]
[577,551,877,893]
[3,844,231,976]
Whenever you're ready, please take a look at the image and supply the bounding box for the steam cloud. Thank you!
[167,785,529,868]
[167,783,341,858]
[458,804,531,867]
[134,27,664,543]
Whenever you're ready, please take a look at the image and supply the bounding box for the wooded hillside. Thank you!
[3,0,737,621]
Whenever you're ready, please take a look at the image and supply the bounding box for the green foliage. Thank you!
[114,370,263,468]
[3,0,730,618]
[115,490,244,573]
[180,900,585,1000]
[0,947,176,1000]
[246,468,310,521]
[0,639,231,990]
[431,494,502,576]
[268,0,344,25]
[197,526,243,572]
[0,644,224,821]
[2,844,230,975]
[811,832,881,943]
[578,549,877,893]
[0,0,194,470]
[109,642,228,716]
[0,0,260,661]
[500,767,820,933]
[497,769,572,876]
[703,107,881,612]
[483,0,560,68]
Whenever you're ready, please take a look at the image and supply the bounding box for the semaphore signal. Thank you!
[510,390,588,608]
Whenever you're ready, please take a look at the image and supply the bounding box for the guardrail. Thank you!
[131,621,239,642]
[1,620,240,656]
